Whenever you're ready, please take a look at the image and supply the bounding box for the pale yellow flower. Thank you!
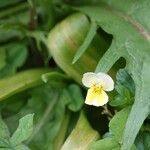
[82,72,114,106]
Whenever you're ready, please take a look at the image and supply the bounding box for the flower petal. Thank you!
[82,72,98,88]
[85,88,108,106]
[96,72,114,91]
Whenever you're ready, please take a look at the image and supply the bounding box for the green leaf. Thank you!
[116,69,135,95]
[0,116,10,139]
[67,84,84,111]
[91,107,135,150]
[61,112,99,150]
[143,133,150,150]
[135,131,150,150]
[43,93,69,150]
[10,114,34,146]
[72,20,97,64]
[109,107,131,143]
[0,2,28,20]
[0,144,31,150]
[14,144,31,150]
[0,138,11,148]
[47,12,103,83]
[27,31,47,51]
[0,68,50,101]
[110,85,133,108]
[31,0,54,31]
[0,44,28,79]
[77,1,150,149]
[0,48,6,69]
[42,71,70,87]
[90,137,119,150]
[2,81,83,150]
[0,0,21,8]
[110,69,135,108]
[8,84,59,150]
[0,117,10,148]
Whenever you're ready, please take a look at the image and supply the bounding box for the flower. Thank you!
[82,72,114,106]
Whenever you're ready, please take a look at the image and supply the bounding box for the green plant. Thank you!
[0,0,149,150]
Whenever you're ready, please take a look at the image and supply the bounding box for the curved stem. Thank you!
[101,104,113,120]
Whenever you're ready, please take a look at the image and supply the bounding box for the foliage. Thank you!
[0,114,33,149]
[0,0,149,150]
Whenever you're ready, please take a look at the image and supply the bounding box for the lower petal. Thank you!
[85,89,108,106]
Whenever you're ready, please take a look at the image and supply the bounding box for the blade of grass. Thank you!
[0,68,50,101]
[72,20,97,64]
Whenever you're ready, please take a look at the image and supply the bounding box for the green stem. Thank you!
[27,92,59,143]
[53,111,71,150]
[28,0,38,30]
[0,2,29,19]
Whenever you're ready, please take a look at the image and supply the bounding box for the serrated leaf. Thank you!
[77,1,150,149]
[90,137,119,150]
[5,84,60,150]
[10,114,34,146]
[91,107,136,150]
[109,107,131,143]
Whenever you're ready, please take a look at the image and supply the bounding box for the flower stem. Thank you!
[101,105,113,120]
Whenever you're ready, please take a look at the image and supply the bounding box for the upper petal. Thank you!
[96,72,114,91]
[82,72,98,88]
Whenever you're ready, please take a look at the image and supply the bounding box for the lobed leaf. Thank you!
[10,114,34,146]
[109,107,131,143]
[90,137,119,150]
[77,1,150,149]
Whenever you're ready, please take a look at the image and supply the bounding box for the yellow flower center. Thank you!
[91,84,103,94]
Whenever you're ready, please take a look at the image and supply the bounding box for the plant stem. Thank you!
[26,92,59,143]
[28,0,38,30]
[53,110,71,150]
[101,105,113,120]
